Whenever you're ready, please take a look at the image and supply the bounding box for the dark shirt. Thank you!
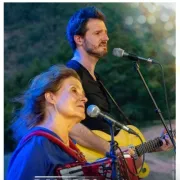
[67,60,111,134]
[7,127,76,180]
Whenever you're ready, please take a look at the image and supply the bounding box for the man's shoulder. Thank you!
[66,60,85,78]
[66,60,81,71]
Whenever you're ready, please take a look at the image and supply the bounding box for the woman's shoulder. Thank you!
[19,127,62,152]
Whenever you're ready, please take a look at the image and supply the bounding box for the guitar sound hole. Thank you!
[141,168,147,173]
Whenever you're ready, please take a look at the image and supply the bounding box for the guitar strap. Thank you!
[20,130,87,163]
[95,73,132,125]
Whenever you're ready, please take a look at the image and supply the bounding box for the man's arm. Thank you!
[69,123,110,155]
[70,123,145,169]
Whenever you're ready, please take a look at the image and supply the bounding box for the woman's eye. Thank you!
[72,88,77,93]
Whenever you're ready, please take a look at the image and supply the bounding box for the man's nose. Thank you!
[103,33,109,41]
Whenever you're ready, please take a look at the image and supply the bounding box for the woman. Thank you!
[7,65,88,180]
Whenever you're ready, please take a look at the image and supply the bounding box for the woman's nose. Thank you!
[81,95,88,103]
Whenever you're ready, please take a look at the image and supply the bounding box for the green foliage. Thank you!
[4,3,175,152]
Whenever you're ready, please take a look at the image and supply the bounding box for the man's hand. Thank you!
[157,134,174,152]
[156,128,175,152]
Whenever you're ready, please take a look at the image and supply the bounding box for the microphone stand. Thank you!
[105,119,122,180]
[133,62,176,152]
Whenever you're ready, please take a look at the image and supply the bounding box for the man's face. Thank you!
[82,19,109,58]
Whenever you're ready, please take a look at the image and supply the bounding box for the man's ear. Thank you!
[74,35,84,46]
[45,92,56,105]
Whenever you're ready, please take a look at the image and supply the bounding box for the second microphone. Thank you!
[87,105,137,135]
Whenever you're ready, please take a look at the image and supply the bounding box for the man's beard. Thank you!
[83,39,108,58]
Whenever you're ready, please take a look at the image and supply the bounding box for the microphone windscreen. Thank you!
[87,105,100,118]
[113,48,124,57]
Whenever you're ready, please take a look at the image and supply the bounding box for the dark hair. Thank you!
[66,6,106,51]
[11,64,80,140]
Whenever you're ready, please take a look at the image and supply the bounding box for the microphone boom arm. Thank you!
[99,112,137,135]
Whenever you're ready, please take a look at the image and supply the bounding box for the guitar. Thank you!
[76,125,169,179]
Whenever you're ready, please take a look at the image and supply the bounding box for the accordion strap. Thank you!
[20,130,87,163]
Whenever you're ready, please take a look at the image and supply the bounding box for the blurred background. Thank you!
[4,2,176,179]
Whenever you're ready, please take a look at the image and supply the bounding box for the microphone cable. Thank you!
[155,62,174,136]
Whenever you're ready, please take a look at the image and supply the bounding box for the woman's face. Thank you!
[53,76,87,122]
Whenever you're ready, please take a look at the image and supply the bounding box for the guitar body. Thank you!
[76,125,150,178]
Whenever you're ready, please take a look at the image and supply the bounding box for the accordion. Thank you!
[56,154,139,180]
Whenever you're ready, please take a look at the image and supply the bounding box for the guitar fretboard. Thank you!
[135,137,163,156]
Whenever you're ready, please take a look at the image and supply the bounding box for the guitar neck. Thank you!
[135,137,163,157]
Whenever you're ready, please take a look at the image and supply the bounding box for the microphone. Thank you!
[87,105,137,135]
[113,48,158,64]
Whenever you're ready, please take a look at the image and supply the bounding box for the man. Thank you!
[66,6,173,167]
